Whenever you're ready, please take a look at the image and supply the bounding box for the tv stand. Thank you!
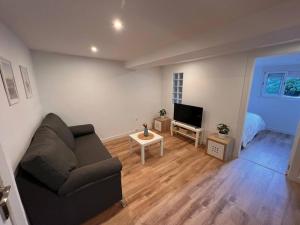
[171,121,204,148]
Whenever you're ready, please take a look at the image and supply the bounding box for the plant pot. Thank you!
[218,133,228,139]
[160,115,165,119]
[144,128,149,137]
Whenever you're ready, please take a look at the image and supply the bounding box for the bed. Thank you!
[242,112,266,147]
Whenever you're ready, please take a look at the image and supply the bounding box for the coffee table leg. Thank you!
[160,140,164,156]
[141,145,145,165]
[195,131,199,148]
[129,137,133,153]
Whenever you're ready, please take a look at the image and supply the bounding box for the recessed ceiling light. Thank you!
[113,18,124,31]
[90,46,98,53]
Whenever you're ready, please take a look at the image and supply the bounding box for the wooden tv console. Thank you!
[170,121,204,148]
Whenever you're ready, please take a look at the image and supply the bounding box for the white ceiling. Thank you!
[126,0,300,68]
[256,52,300,67]
[0,0,287,62]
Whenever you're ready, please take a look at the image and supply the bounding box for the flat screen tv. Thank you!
[174,103,203,128]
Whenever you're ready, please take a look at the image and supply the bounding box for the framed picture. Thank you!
[20,65,32,98]
[0,58,19,106]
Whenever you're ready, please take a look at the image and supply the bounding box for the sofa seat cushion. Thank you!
[41,113,75,149]
[74,134,111,167]
[58,157,122,195]
[21,127,78,191]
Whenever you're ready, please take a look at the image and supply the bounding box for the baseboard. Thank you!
[100,124,155,143]
[287,174,300,184]
[266,127,294,135]
[101,128,208,146]
[101,130,134,143]
[101,129,143,143]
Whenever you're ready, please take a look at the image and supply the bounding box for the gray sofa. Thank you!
[16,113,123,225]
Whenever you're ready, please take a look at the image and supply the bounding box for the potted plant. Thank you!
[159,109,167,119]
[217,123,230,139]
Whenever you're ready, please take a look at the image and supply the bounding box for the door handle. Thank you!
[0,185,11,220]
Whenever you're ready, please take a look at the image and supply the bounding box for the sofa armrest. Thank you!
[58,157,122,195]
[69,124,95,137]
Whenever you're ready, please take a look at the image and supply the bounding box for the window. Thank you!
[284,77,300,97]
[263,72,300,98]
[173,73,183,103]
[264,72,284,95]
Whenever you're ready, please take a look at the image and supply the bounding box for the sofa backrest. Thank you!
[21,126,78,191]
[41,113,75,149]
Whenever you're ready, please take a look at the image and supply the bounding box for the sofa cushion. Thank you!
[58,157,122,195]
[74,134,111,167]
[41,113,75,149]
[21,127,78,191]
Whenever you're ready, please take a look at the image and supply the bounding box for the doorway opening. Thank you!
[240,52,300,174]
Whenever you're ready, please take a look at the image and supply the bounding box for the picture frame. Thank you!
[19,65,32,98]
[0,58,19,106]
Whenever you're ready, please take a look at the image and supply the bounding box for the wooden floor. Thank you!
[241,130,294,174]
[83,132,300,225]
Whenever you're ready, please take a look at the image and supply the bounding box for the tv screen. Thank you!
[174,103,203,127]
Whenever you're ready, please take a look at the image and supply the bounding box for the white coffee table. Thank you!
[129,130,164,165]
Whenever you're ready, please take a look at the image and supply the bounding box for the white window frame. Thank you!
[172,72,183,104]
[262,71,286,97]
[262,71,300,98]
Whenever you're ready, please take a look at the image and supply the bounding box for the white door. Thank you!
[0,183,12,225]
[288,122,300,183]
[0,144,28,225]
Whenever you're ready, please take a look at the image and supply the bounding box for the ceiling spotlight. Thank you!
[90,46,98,53]
[113,18,124,31]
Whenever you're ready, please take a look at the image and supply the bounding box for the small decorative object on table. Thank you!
[143,123,149,136]
[217,123,230,139]
[159,109,167,119]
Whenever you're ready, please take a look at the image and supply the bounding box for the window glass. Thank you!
[265,73,284,95]
[172,73,183,104]
[284,77,300,97]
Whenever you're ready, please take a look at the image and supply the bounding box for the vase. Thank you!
[160,115,165,119]
[218,133,227,139]
[144,128,149,136]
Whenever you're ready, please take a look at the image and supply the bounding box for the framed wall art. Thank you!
[0,58,19,106]
[20,65,32,98]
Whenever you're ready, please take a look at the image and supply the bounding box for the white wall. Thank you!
[248,63,300,135]
[162,53,247,141]
[0,21,42,225]
[0,22,42,169]
[32,51,162,140]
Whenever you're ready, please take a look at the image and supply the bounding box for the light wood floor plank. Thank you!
[83,132,300,225]
[241,130,293,174]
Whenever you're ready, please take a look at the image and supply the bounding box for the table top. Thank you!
[129,130,163,145]
[154,116,171,122]
[208,133,233,145]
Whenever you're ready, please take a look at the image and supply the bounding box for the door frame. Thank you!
[287,122,300,182]
[234,41,300,181]
[0,144,28,225]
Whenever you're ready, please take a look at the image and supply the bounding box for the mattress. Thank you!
[242,112,266,147]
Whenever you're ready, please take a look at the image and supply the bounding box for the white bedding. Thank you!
[242,112,266,147]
